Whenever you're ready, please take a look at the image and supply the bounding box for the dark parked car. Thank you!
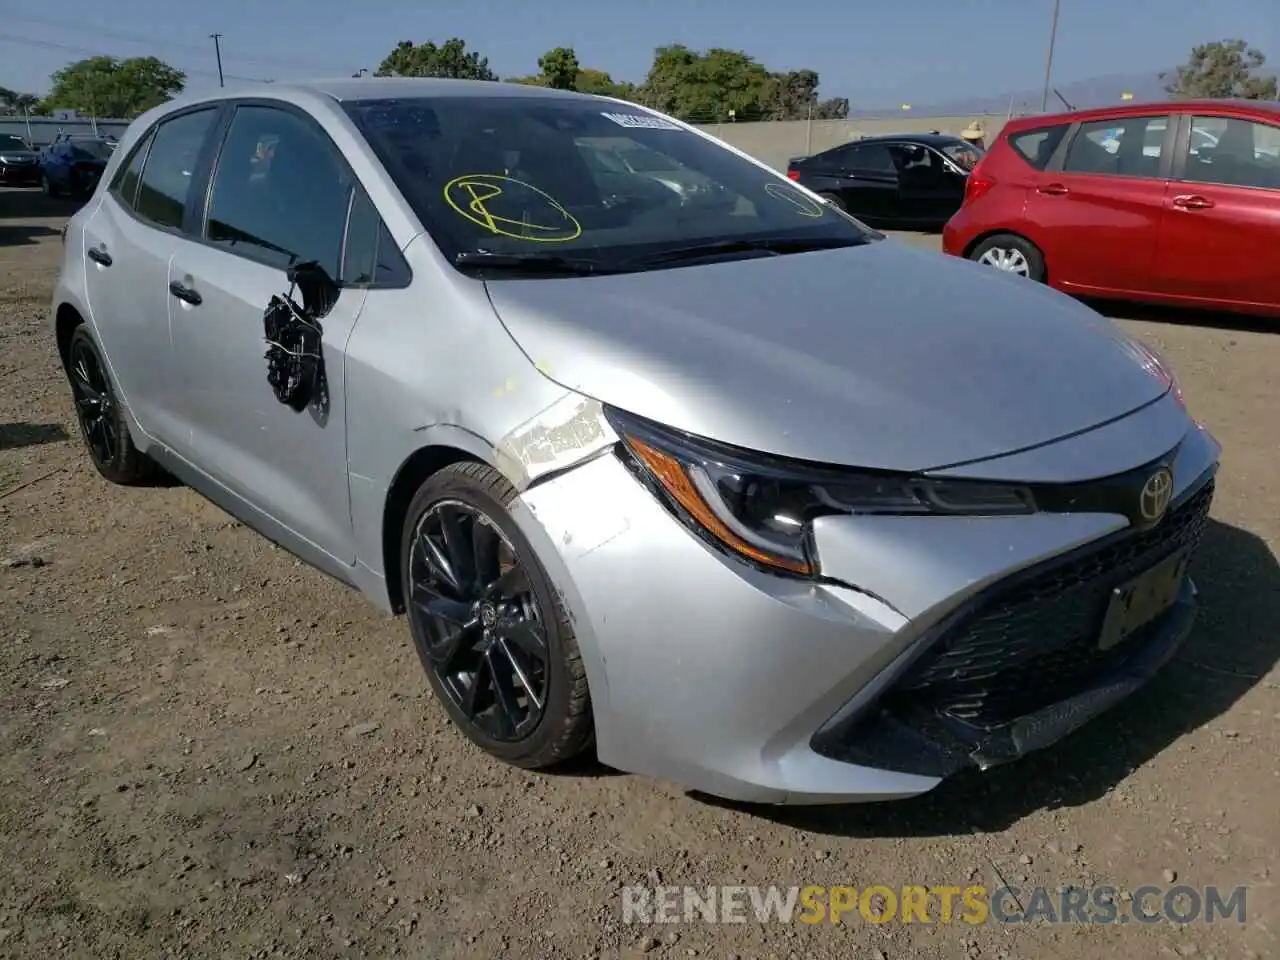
[40,136,115,198]
[786,133,982,229]
[0,133,41,187]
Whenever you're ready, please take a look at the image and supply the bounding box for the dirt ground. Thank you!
[1,186,1277,960]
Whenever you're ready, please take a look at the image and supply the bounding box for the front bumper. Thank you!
[513,419,1220,805]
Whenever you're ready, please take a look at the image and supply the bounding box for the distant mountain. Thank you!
[858,68,1279,118]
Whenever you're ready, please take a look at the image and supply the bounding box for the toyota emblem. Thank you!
[1139,467,1174,524]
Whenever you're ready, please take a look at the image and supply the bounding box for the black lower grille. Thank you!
[892,477,1214,729]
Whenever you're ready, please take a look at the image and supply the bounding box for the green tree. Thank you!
[1163,39,1277,99]
[42,56,185,117]
[637,46,836,122]
[537,47,580,90]
[573,68,636,100]
[376,38,497,80]
[640,45,774,122]
[505,59,636,101]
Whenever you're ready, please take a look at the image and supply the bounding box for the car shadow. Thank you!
[693,518,1279,836]
[0,188,83,222]
[1084,298,1277,336]
[0,222,60,246]
[0,422,70,451]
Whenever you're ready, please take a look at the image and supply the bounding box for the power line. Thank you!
[0,31,270,83]
[3,13,334,74]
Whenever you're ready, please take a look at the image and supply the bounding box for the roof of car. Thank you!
[844,132,970,147]
[216,76,609,104]
[1003,98,1280,131]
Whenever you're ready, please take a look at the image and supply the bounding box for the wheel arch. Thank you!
[55,301,85,372]
[381,443,486,614]
[963,229,1048,282]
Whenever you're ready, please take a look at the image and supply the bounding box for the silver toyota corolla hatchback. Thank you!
[52,78,1221,804]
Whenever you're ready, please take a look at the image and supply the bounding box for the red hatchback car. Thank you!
[942,99,1280,318]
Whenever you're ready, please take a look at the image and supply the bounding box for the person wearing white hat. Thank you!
[960,121,986,150]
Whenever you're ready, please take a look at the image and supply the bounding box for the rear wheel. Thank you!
[41,173,59,198]
[65,326,156,485]
[401,462,594,769]
[968,233,1046,282]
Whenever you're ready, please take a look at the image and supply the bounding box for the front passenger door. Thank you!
[166,103,373,565]
[1153,114,1280,311]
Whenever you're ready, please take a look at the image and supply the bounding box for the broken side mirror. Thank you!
[287,260,341,320]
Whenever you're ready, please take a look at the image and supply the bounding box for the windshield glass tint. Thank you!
[0,135,29,152]
[343,96,875,260]
[68,139,113,160]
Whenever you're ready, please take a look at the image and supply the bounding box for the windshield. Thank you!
[68,139,113,160]
[0,134,30,152]
[343,96,876,267]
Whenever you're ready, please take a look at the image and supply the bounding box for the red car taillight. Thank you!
[964,168,994,205]
[786,169,801,181]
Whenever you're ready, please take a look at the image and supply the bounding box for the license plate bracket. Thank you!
[1098,549,1189,652]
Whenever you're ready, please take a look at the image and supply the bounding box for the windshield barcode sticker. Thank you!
[600,112,682,131]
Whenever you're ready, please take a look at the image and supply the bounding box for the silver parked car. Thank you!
[53,78,1220,804]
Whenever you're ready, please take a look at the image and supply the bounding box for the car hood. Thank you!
[484,238,1170,472]
[0,150,38,161]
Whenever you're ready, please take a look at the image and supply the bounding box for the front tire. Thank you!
[400,462,594,769]
[65,326,157,485]
[968,233,1046,282]
[41,173,59,198]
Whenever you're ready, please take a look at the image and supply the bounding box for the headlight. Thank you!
[604,407,1036,578]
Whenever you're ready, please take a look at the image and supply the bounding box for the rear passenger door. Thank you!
[80,106,221,444]
[165,101,403,564]
[824,143,900,222]
[1022,114,1174,294]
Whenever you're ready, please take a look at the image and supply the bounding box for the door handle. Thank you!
[86,247,112,267]
[1038,183,1069,196]
[168,280,202,306]
[1172,194,1214,210]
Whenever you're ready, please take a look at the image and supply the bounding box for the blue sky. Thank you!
[1,0,1275,107]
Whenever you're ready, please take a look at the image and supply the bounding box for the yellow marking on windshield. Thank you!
[444,174,582,242]
[764,182,824,218]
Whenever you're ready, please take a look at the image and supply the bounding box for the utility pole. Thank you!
[210,33,225,88]
[1040,0,1060,113]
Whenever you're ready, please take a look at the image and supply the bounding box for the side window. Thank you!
[1063,115,1168,178]
[205,105,352,278]
[341,185,411,287]
[1008,124,1069,170]
[135,108,219,230]
[108,131,154,211]
[1182,116,1280,190]
[844,144,895,174]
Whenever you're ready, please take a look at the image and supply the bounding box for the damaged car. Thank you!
[52,79,1220,804]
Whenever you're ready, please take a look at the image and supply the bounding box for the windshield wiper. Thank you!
[453,250,614,276]
[628,235,872,268]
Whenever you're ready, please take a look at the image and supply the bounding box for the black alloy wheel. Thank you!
[410,498,549,741]
[69,333,119,468]
[401,462,594,768]
[64,326,156,485]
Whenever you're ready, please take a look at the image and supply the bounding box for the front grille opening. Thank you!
[889,478,1215,731]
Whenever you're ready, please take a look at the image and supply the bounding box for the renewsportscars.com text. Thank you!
[621,884,1247,926]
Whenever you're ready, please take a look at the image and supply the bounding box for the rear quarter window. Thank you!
[1007,124,1069,170]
